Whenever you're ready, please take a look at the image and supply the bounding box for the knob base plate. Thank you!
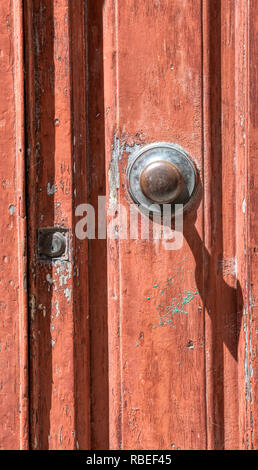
[127,142,198,215]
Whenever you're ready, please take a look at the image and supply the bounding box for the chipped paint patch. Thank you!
[64,287,72,304]
[171,443,181,450]
[55,261,72,287]
[124,142,142,165]
[29,294,37,321]
[55,300,60,318]
[217,257,236,276]
[145,258,198,329]
[46,274,54,285]
[151,258,192,297]
[244,320,250,404]
[9,204,15,215]
[47,182,57,195]
[152,289,199,328]
[108,135,142,208]
[108,134,120,208]
[38,303,47,317]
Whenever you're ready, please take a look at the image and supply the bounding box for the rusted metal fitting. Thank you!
[37,228,69,261]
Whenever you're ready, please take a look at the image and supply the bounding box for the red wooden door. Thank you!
[0,0,257,450]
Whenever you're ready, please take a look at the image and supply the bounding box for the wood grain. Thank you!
[248,0,258,449]
[24,0,90,449]
[0,0,29,449]
[104,0,206,450]
[102,0,257,450]
[0,0,256,450]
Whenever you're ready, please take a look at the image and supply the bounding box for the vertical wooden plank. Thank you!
[69,0,91,451]
[24,0,90,449]
[87,0,109,450]
[199,0,258,450]
[103,0,257,450]
[235,0,249,450]
[202,0,258,450]
[233,0,258,450]
[203,0,241,449]
[219,0,239,449]
[104,0,206,450]
[248,0,258,449]
[0,0,29,449]
[235,0,258,450]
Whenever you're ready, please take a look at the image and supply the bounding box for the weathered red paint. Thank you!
[0,0,257,450]
[24,0,90,450]
[0,0,28,450]
[102,0,257,450]
[104,0,206,450]
[87,0,110,450]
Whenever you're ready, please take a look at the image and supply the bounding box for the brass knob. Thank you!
[140,160,183,204]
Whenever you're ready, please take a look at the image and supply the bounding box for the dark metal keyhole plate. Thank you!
[37,228,69,261]
[126,142,198,215]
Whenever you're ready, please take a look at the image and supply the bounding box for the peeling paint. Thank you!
[38,304,47,318]
[108,135,142,208]
[46,274,54,285]
[217,257,236,276]
[47,182,57,195]
[153,289,199,329]
[55,261,72,287]
[55,300,60,318]
[145,258,198,329]
[108,134,120,208]
[244,319,249,404]
[124,142,141,165]
[64,287,72,304]
[8,204,15,215]
[150,258,192,297]
[29,294,37,321]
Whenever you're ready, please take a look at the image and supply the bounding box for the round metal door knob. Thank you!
[140,160,183,204]
[127,142,198,215]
